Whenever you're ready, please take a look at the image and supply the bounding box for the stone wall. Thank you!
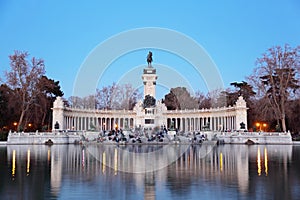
[217,132,292,144]
[7,132,81,144]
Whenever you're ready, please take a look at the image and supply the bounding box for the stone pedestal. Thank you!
[142,66,157,99]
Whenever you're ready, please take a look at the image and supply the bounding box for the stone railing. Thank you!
[219,131,290,136]
[8,130,82,136]
[164,106,236,114]
[64,107,137,114]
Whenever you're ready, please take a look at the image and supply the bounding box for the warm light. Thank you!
[27,149,30,174]
[13,122,18,132]
[47,149,51,162]
[257,147,261,176]
[114,148,118,175]
[220,152,223,172]
[12,150,16,177]
[82,149,85,168]
[263,123,267,127]
[102,152,106,174]
[264,147,268,176]
[262,123,267,131]
[256,122,261,131]
[28,123,32,127]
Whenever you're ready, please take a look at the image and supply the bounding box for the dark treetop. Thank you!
[143,94,156,108]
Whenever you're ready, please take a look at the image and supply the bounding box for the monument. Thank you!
[141,52,160,129]
[52,52,248,132]
[147,51,153,67]
[142,51,157,99]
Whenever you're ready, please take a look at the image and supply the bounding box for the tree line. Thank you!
[67,82,142,110]
[0,51,63,136]
[0,44,299,140]
[163,44,300,134]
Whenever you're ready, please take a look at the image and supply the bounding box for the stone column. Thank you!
[52,97,65,131]
[180,118,183,131]
[81,117,84,130]
[209,117,212,131]
[235,96,248,130]
[200,118,202,130]
[75,117,78,130]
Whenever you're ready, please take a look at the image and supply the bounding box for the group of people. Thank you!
[93,126,208,144]
[96,126,174,144]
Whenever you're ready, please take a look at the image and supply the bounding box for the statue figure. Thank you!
[147,51,153,67]
[240,122,245,129]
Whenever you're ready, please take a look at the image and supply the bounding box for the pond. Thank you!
[0,144,299,199]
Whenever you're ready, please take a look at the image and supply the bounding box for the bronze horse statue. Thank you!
[147,51,153,66]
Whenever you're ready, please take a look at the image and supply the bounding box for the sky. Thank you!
[1,0,300,99]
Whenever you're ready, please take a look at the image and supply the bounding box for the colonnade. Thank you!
[166,115,236,132]
[63,116,134,131]
[63,115,237,132]
[53,96,247,132]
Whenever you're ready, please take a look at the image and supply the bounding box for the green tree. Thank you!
[286,98,300,133]
[30,76,64,130]
[230,81,256,128]
[0,84,23,131]
[143,94,156,108]
[0,85,10,128]
[230,81,256,101]
[163,90,180,110]
[163,87,198,110]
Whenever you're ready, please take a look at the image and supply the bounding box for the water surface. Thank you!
[0,144,299,199]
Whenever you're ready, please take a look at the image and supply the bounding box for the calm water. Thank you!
[0,143,300,200]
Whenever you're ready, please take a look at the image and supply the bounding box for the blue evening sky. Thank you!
[1,0,300,99]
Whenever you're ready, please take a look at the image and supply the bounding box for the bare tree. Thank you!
[119,83,142,110]
[248,44,300,132]
[5,51,45,130]
[205,89,227,108]
[96,83,117,110]
[96,83,141,110]
[195,91,212,109]
[82,95,97,109]
[68,96,84,108]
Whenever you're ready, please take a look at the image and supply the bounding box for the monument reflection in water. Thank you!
[1,144,299,199]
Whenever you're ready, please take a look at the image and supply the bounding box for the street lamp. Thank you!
[13,122,17,131]
[28,123,32,132]
[256,123,261,132]
[262,123,267,132]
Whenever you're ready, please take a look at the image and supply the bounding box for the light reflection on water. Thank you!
[264,147,268,176]
[0,144,299,199]
[257,147,261,176]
